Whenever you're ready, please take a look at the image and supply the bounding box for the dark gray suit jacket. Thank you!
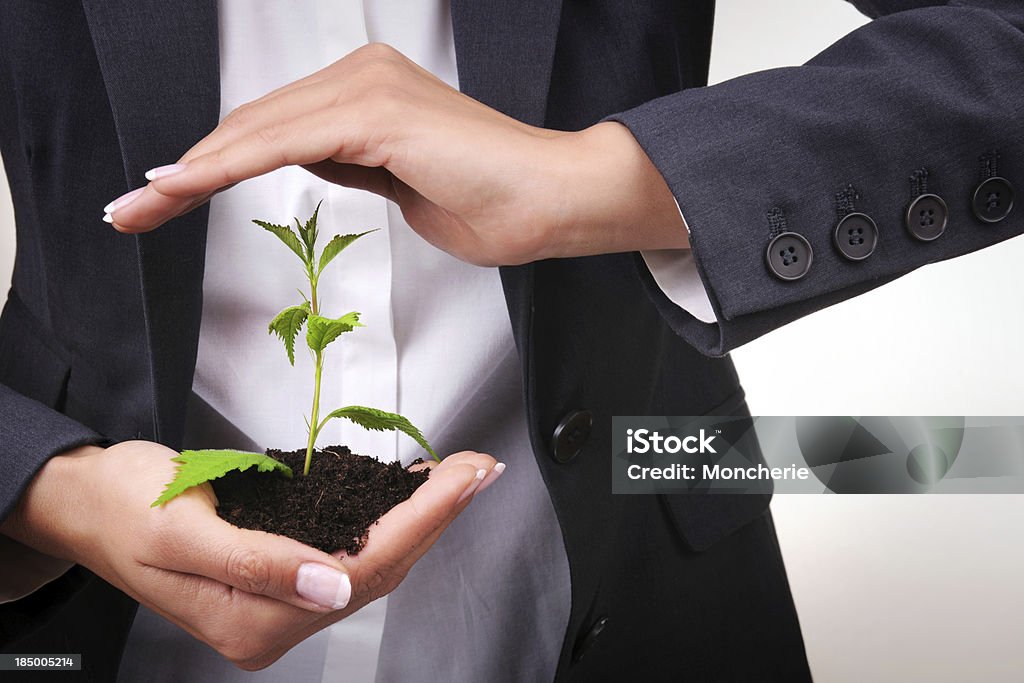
[1,0,1021,680]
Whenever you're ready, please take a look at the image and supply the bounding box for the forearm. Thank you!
[550,121,689,258]
[0,445,100,610]
[0,445,101,564]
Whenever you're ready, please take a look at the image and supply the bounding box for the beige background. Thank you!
[1,2,1022,681]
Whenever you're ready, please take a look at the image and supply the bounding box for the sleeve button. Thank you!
[972,177,1014,224]
[765,232,813,281]
[833,212,879,260]
[906,194,948,242]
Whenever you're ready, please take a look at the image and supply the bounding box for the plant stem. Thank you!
[310,275,319,315]
[304,269,322,477]
[304,349,323,476]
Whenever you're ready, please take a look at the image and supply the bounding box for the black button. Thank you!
[972,177,1014,223]
[551,410,592,463]
[572,616,609,663]
[905,194,948,242]
[833,212,878,261]
[765,232,812,281]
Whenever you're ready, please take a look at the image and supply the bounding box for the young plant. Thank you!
[259,202,437,474]
[153,202,436,507]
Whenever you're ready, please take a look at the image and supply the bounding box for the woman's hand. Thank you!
[102,43,687,266]
[1,440,501,670]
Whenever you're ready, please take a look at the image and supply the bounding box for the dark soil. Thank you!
[212,445,429,555]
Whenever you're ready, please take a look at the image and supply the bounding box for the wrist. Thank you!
[1,445,105,564]
[551,121,688,258]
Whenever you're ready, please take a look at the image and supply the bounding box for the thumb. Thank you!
[161,512,353,613]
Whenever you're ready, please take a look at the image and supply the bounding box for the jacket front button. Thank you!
[906,194,948,241]
[833,212,879,260]
[551,410,592,463]
[765,232,813,281]
[972,177,1015,223]
[572,616,610,663]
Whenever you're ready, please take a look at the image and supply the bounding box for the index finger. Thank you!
[107,105,356,232]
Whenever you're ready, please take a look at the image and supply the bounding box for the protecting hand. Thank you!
[1,441,502,669]
[102,43,687,265]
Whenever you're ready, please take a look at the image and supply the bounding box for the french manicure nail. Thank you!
[102,186,145,215]
[296,562,351,610]
[102,213,114,224]
[144,163,187,181]
[476,463,506,495]
[457,468,488,503]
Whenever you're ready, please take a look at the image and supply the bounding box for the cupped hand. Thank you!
[103,43,686,265]
[1,440,502,670]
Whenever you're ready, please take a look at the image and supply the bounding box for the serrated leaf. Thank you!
[253,219,307,265]
[318,230,377,274]
[152,449,292,507]
[306,312,362,353]
[268,302,310,365]
[297,200,322,258]
[323,406,438,462]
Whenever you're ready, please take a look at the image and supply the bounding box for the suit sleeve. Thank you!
[608,0,1024,356]
[0,383,105,522]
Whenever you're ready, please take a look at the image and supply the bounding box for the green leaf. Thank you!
[268,302,310,365]
[306,312,362,353]
[318,230,377,275]
[253,219,307,265]
[297,200,322,259]
[322,406,438,462]
[151,449,292,507]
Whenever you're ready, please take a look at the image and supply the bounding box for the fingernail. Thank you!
[102,213,114,224]
[476,463,506,495]
[296,563,351,610]
[457,468,488,503]
[145,163,187,181]
[102,186,145,215]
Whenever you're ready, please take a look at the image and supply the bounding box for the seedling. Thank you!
[154,202,436,507]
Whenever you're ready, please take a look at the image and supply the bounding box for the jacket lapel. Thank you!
[81,0,219,447]
[451,0,563,126]
[451,0,563,371]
